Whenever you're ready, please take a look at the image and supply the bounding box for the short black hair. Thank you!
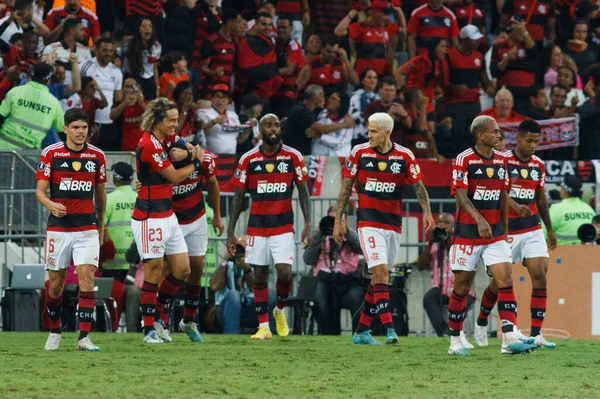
[517,119,542,134]
[592,214,600,224]
[14,0,33,12]
[550,83,569,95]
[81,76,94,90]
[404,87,420,104]
[173,80,193,103]
[323,36,339,48]
[9,32,23,44]
[276,14,291,25]
[64,108,89,126]
[222,8,241,24]
[529,84,544,98]
[380,75,396,88]
[95,37,114,49]
[256,11,273,21]
[63,18,82,34]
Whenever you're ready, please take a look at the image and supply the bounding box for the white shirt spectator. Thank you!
[60,92,82,111]
[80,57,123,124]
[118,40,161,79]
[349,88,379,140]
[0,16,44,52]
[198,107,249,154]
[42,42,92,85]
[311,109,354,156]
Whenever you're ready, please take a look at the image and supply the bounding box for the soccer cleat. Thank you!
[352,330,383,345]
[448,344,470,356]
[513,326,530,342]
[533,334,556,349]
[154,320,172,343]
[474,325,489,347]
[501,340,536,354]
[385,328,399,344]
[77,336,99,351]
[143,330,164,344]
[460,331,474,349]
[272,309,290,337]
[179,319,204,343]
[44,333,61,351]
[251,326,273,340]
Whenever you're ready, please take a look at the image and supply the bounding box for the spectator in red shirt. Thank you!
[363,76,407,145]
[450,0,489,54]
[334,0,399,76]
[501,0,554,44]
[158,51,190,100]
[401,86,442,160]
[304,33,321,63]
[190,0,222,88]
[44,0,101,45]
[173,80,202,144]
[407,0,459,58]
[109,77,148,151]
[478,87,526,123]
[297,37,359,97]
[395,37,448,133]
[78,76,107,135]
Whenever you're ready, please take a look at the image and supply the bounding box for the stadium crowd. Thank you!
[1,0,600,346]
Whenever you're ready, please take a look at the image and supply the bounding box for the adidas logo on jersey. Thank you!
[366,162,373,167]
[511,169,518,174]
[255,165,262,171]
[475,169,482,175]
[61,162,68,167]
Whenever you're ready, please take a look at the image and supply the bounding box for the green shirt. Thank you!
[0,81,64,149]
[549,197,596,244]
[201,205,218,288]
[104,185,137,270]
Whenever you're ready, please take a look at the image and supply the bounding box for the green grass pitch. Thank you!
[1,333,600,398]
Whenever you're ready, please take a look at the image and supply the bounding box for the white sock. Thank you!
[450,334,462,347]
[259,322,270,329]
[502,321,515,344]
[274,306,284,314]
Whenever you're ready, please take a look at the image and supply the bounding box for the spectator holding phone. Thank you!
[109,77,147,152]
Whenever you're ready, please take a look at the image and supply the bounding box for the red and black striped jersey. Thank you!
[36,142,107,232]
[445,47,484,104]
[275,39,306,100]
[401,109,430,158]
[451,147,509,245]
[199,32,235,98]
[406,4,459,56]
[191,8,222,69]
[231,144,306,236]
[343,143,423,233]
[236,33,282,99]
[277,0,301,16]
[502,0,552,42]
[172,152,216,224]
[451,3,485,30]
[348,21,397,76]
[506,151,545,234]
[133,132,178,220]
[308,57,345,98]
[490,40,537,99]
[126,0,162,16]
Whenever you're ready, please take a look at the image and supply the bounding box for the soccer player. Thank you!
[333,112,435,345]
[474,119,558,349]
[448,115,536,355]
[226,113,311,340]
[36,108,107,351]
[131,98,204,344]
[153,141,224,342]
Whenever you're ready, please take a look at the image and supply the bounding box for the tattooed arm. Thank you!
[333,177,354,244]
[226,187,246,255]
[297,181,312,247]
[536,187,557,250]
[413,180,434,231]
[95,183,107,244]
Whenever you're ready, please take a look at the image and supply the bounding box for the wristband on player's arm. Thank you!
[175,137,187,147]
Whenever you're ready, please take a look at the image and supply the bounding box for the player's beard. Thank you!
[263,132,281,146]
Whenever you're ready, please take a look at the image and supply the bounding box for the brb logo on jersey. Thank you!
[509,185,535,200]
[365,178,396,193]
[473,185,500,201]
[173,182,198,195]
[257,180,288,193]
[59,177,92,191]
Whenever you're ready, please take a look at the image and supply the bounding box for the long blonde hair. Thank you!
[140,98,177,132]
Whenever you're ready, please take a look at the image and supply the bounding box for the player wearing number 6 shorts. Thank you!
[152,142,224,342]
[474,119,558,349]
[448,115,536,356]
[227,114,312,340]
[36,108,107,352]
[131,98,205,344]
[333,112,434,345]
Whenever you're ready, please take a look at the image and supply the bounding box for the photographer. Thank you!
[303,208,364,335]
[418,214,474,340]
[209,237,275,334]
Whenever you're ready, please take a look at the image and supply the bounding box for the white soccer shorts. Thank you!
[131,214,188,260]
[450,240,512,275]
[245,232,295,266]
[179,214,208,257]
[45,229,99,271]
[358,227,401,270]
[509,229,549,265]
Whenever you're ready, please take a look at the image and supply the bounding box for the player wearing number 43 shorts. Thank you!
[227,114,312,340]
[475,120,558,350]
[448,115,537,356]
[131,98,206,344]
[334,113,434,346]
[36,108,107,352]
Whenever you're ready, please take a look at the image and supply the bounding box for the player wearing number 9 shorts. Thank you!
[130,98,205,344]
[334,113,434,346]
[36,108,107,352]
[448,115,536,356]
